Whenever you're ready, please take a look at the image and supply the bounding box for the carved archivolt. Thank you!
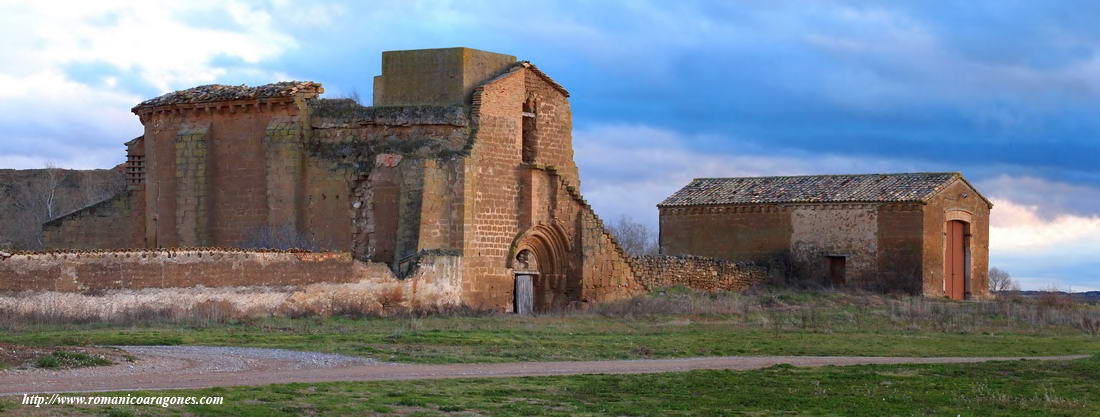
[509,222,571,275]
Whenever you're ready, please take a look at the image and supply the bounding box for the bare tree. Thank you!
[608,214,658,256]
[3,163,126,250]
[989,267,1020,292]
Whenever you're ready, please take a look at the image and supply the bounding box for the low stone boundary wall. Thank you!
[0,249,359,292]
[629,255,766,292]
[0,249,463,310]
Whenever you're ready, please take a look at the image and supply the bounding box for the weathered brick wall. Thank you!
[462,66,644,311]
[42,191,145,249]
[306,100,471,260]
[660,203,925,292]
[875,204,924,293]
[0,249,464,307]
[789,205,879,285]
[922,180,991,299]
[629,255,767,292]
[137,101,301,248]
[523,69,579,186]
[462,67,527,309]
[558,175,645,305]
[0,249,358,292]
[660,205,792,261]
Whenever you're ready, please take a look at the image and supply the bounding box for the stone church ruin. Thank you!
[1,48,763,313]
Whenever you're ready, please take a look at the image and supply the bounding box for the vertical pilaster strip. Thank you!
[263,117,304,233]
[175,123,210,246]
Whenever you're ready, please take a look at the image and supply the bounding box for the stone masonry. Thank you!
[32,47,764,312]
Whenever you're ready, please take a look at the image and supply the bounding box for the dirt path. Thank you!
[0,346,1088,395]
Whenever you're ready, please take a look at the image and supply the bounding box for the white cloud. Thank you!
[5,1,295,91]
[990,199,1100,252]
[0,1,299,169]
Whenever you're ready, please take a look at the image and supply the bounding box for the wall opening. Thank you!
[826,255,846,287]
[511,225,575,312]
[514,249,538,315]
[944,220,971,300]
[521,98,537,164]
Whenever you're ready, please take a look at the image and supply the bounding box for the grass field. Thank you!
[4,354,1098,416]
[1,289,1097,363]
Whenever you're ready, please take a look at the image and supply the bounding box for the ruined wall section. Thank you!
[0,249,465,308]
[305,99,471,262]
[42,191,146,250]
[0,249,356,292]
[555,173,644,305]
[629,255,766,292]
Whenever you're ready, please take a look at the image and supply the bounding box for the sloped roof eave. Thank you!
[472,61,570,98]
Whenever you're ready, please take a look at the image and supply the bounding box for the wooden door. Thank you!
[945,221,966,300]
[828,256,846,286]
[515,274,534,315]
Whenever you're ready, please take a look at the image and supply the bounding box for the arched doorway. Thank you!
[510,223,573,313]
[944,220,971,300]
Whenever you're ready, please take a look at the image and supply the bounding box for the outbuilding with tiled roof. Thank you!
[658,172,992,299]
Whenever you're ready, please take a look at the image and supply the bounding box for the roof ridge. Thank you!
[660,172,971,208]
[691,172,960,181]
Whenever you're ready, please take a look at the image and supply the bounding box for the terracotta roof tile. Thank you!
[132,81,323,111]
[659,173,965,207]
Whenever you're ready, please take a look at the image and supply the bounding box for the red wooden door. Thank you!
[945,221,966,300]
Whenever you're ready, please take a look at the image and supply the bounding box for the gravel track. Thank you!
[0,347,1088,395]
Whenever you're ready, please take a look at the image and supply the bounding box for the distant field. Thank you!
[1,289,1097,363]
[4,355,1097,416]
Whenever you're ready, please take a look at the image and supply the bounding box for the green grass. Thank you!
[5,355,1098,416]
[33,350,112,369]
[1,290,1097,363]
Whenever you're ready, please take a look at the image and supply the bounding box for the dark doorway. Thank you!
[945,220,968,300]
[827,256,846,286]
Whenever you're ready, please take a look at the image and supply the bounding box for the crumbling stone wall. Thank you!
[0,249,358,292]
[0,249,463,308]
[42,191,145,250]
[629,255,767,292]
[0,168,126,250]
[306,99,472,262]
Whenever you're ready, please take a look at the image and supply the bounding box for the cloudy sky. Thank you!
[2,1,1098,290]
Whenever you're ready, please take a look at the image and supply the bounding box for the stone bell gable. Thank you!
[38,47,647,312]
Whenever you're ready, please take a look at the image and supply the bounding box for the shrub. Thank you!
[34,351,112,369]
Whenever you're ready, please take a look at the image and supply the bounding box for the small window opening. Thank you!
[522,98,537,163]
